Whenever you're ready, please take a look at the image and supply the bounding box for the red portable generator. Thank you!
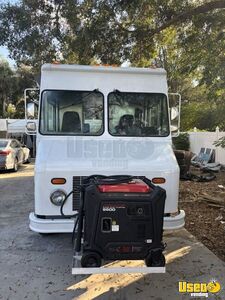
[74,175,166,268]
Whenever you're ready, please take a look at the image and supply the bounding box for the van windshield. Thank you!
[40,90,104,135]
[108,92,169,137]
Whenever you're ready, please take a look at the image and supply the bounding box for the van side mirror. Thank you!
[27,103,35,119]
[26,121,37,134]
[25,88,39,120]
[170,107,179,120]
[169,93,181,137]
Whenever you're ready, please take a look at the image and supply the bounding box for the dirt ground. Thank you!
[179,168,225,262]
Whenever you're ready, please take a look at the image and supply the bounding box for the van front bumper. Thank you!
[29,213,74,233]
[29,210,185,233]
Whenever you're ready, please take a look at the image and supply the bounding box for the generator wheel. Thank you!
[145,251,165,267]
[81,252,102,268]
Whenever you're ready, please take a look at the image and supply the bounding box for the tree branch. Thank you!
[146,0,225,38]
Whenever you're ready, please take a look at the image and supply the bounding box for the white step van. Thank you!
[28,64,185,233]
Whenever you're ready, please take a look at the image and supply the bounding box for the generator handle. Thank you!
[83,175,155,189]
[137,176,156,189]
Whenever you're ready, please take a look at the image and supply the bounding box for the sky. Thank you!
[0,46,16,68]
[0,0,18,68]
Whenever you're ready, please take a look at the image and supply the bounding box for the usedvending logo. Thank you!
[178,280,221,297]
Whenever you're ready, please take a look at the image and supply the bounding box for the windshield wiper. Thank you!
[112,89,124,105]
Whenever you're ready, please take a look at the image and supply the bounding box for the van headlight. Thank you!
[50,190,66,206]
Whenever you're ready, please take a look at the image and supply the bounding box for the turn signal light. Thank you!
[152,177,166,184]
[51,178,66,185]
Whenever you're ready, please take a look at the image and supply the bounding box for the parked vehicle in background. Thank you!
[0,139,30,172]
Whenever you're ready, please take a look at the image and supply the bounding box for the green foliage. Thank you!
[213,137,225,148]
[181,101,225,131]
[0,1,225,127]
[1,1,225,69]
[0,57,37,118]
[0,58,14,117]
[173,133,190,151]
[6,103,16,118]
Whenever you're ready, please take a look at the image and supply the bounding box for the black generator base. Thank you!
[80,247,166,268]
[74,175,166,268]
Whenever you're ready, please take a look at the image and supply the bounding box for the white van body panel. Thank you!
[35,136,179,216]
[30,64,184,232]
[40,64,168,95]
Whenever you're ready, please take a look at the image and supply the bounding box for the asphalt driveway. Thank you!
[0,163,224,300]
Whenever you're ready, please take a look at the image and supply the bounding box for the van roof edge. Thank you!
[41,64,167,75]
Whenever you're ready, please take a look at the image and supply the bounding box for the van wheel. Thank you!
[81,252,102,268]
[13,158,18,172]
[145,251,165,267]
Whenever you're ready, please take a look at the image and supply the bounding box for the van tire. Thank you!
[81,252,102,268]
[145,251,165,267]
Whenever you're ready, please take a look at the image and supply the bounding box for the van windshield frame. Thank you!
[108,91,170,137]
[39,89,104,136]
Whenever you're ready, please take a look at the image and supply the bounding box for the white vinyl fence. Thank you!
[0,119,20,131]
[188,127,225,164]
